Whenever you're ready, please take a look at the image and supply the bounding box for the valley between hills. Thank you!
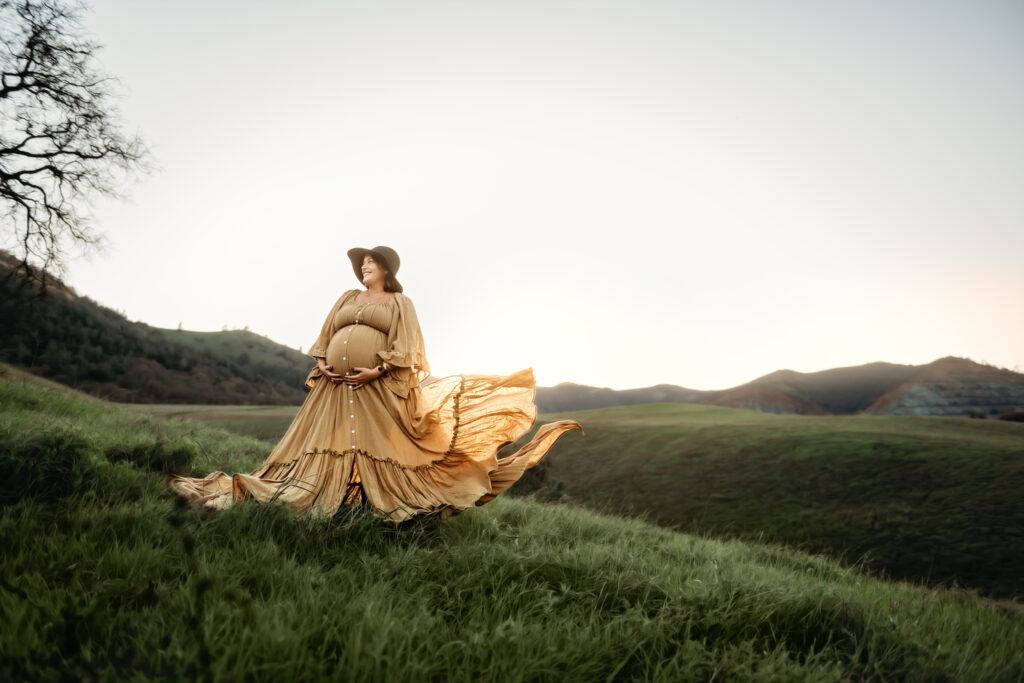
[4,249,1023,417]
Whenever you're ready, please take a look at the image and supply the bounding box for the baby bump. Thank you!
[325,324,387,375]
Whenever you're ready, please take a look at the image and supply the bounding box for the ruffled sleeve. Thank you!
[376,293,431,399]
[303,289,358,389]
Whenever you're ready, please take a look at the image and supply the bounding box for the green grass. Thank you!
[2,367,1023,680]
[121,403,301,443]
[0,365,267,484]
[125,397,1024,601]
[506,403,1024,600]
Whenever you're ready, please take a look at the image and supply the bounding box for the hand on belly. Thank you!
[326,325,387,380]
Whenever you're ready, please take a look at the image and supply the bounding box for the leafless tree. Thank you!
[1,0,149,290]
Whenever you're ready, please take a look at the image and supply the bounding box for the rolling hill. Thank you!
[719,361,923,414]
[4,250,1022,416]
[536,358,1024,417]
[865,356,1024,416]
[118,381,1024,601]
[1,360,1022,680]
[0,250,313,404]
[506,403,1024,600]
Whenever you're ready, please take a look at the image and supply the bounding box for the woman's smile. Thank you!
[361,255,385,285]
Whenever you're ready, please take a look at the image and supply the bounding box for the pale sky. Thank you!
[42,0,1024,390]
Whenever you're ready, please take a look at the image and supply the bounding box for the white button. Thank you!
[342,357,346,360]
[350,414,354,418]
[343,341,347,344]
[349,400,353,403]
[351,429,355,433]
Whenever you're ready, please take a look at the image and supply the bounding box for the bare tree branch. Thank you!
[0,0,150,292]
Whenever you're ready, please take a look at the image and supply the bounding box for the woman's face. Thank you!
[361,255,388,287]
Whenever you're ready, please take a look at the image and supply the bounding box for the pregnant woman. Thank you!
[166,246,582,522]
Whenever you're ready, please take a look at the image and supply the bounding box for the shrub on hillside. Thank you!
[105,437,197,475]
[998,410,1024,422]
[0,430,94,504]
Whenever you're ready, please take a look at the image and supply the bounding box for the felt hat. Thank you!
[347,246,403,292]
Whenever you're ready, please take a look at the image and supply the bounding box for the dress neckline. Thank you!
[353,291,395,306]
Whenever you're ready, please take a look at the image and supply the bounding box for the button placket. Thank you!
[346,307,365,450]
[349,380,356,449]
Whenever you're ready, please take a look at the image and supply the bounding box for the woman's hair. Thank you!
[364,254,403,293]
[381,268,403,293]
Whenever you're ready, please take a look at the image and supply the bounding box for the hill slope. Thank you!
[866,356,1024,416]
[5,251,1022,415]
[0,250,313,404]
[508,403,1024,600]
[734,361,923,414]
[535,382,716,413]
[1,365,1022,680]
[537,358,1024,416]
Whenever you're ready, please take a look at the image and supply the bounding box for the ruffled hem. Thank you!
[166,367,583,523]
[259,446,447,472]
[167,418,582,524]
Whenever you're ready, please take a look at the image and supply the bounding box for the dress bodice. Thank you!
[306,289,430,398]
[331,295,396,335]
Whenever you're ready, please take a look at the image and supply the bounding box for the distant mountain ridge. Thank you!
[536,358,1024,417]
[3,249,1022,415]
[864,356,1024,416]
[532,382,712,413]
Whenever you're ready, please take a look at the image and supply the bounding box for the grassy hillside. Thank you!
[743,362,919,414]
[533,362,920,416]
[504,403,1024,600]
[124,399,1024,600]
[2,363,1023,680]
[536,382,715,413]
[121,403,303,442]
[0,251,312,404]
[536,358,1024,417]
[865,356,1024,417]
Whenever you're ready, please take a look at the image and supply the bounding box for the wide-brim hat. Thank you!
[347,246,403,292]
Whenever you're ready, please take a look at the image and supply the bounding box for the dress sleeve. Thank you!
[376,293,431,398]
[303,290,357,389]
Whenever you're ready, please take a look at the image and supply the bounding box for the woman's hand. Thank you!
[343,366,384,390]
[317,359,346,384]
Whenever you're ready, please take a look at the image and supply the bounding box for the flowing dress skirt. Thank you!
[166,367,581,523]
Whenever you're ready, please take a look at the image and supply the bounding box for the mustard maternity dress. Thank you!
[166,289,581,522]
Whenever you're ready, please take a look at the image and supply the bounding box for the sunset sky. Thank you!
[53,0,1023,390]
